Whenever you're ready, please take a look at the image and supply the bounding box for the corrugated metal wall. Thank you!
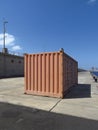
[25,50,78,98]
[25,52,64,98]
[63,52,78,95]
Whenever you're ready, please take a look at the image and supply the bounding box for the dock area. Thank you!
[0,71,98,130]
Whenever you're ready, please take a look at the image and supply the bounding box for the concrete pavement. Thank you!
[0,77,60,111]
[0,71,98,130]
[52,72,98,120]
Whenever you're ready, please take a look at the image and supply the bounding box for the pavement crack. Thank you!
[49,99,62,112]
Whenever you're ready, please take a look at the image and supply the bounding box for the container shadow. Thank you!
[0,102,98,130]
[0,75,24,79]
[64,84,91,99]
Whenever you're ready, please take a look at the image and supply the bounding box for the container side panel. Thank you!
[54,53,58,94]
[63,53,78,95]
[35,55,38,92]
[38,54,42,92]
[46,54,50,93]
[27,55,29,90]
[48,54,51,92]
[57,53,59,94]
[63,55,68,92]
[31,55,34,91]
[57,53,61,94]
[28,55,31,90]
[42,54,44,92]
[42,54,46,93]
[60,52,63,97]
[44,54,47,92]
[33,55,35,91]
[50,53,54,93]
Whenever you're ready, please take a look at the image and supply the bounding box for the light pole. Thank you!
[3,21,8,49]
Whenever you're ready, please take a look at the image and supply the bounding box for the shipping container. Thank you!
[24,49,78,98]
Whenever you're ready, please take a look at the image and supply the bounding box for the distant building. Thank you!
[0,51,24,78]
[0,21,24,78]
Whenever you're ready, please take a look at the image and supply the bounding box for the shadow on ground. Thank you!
[0,102,98,130]
[65,84,91,99]
[0,75,24,79]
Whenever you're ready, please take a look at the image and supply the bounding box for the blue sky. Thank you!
[0,0,98,69]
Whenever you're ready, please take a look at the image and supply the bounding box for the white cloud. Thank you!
[0,33,15,46]
[0,33,22,52]
[11,45,22,51]
[88,0,97,3]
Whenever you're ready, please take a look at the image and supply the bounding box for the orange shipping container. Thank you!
[24,49,78,98]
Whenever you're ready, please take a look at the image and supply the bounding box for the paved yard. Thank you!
[0,72,98,130]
